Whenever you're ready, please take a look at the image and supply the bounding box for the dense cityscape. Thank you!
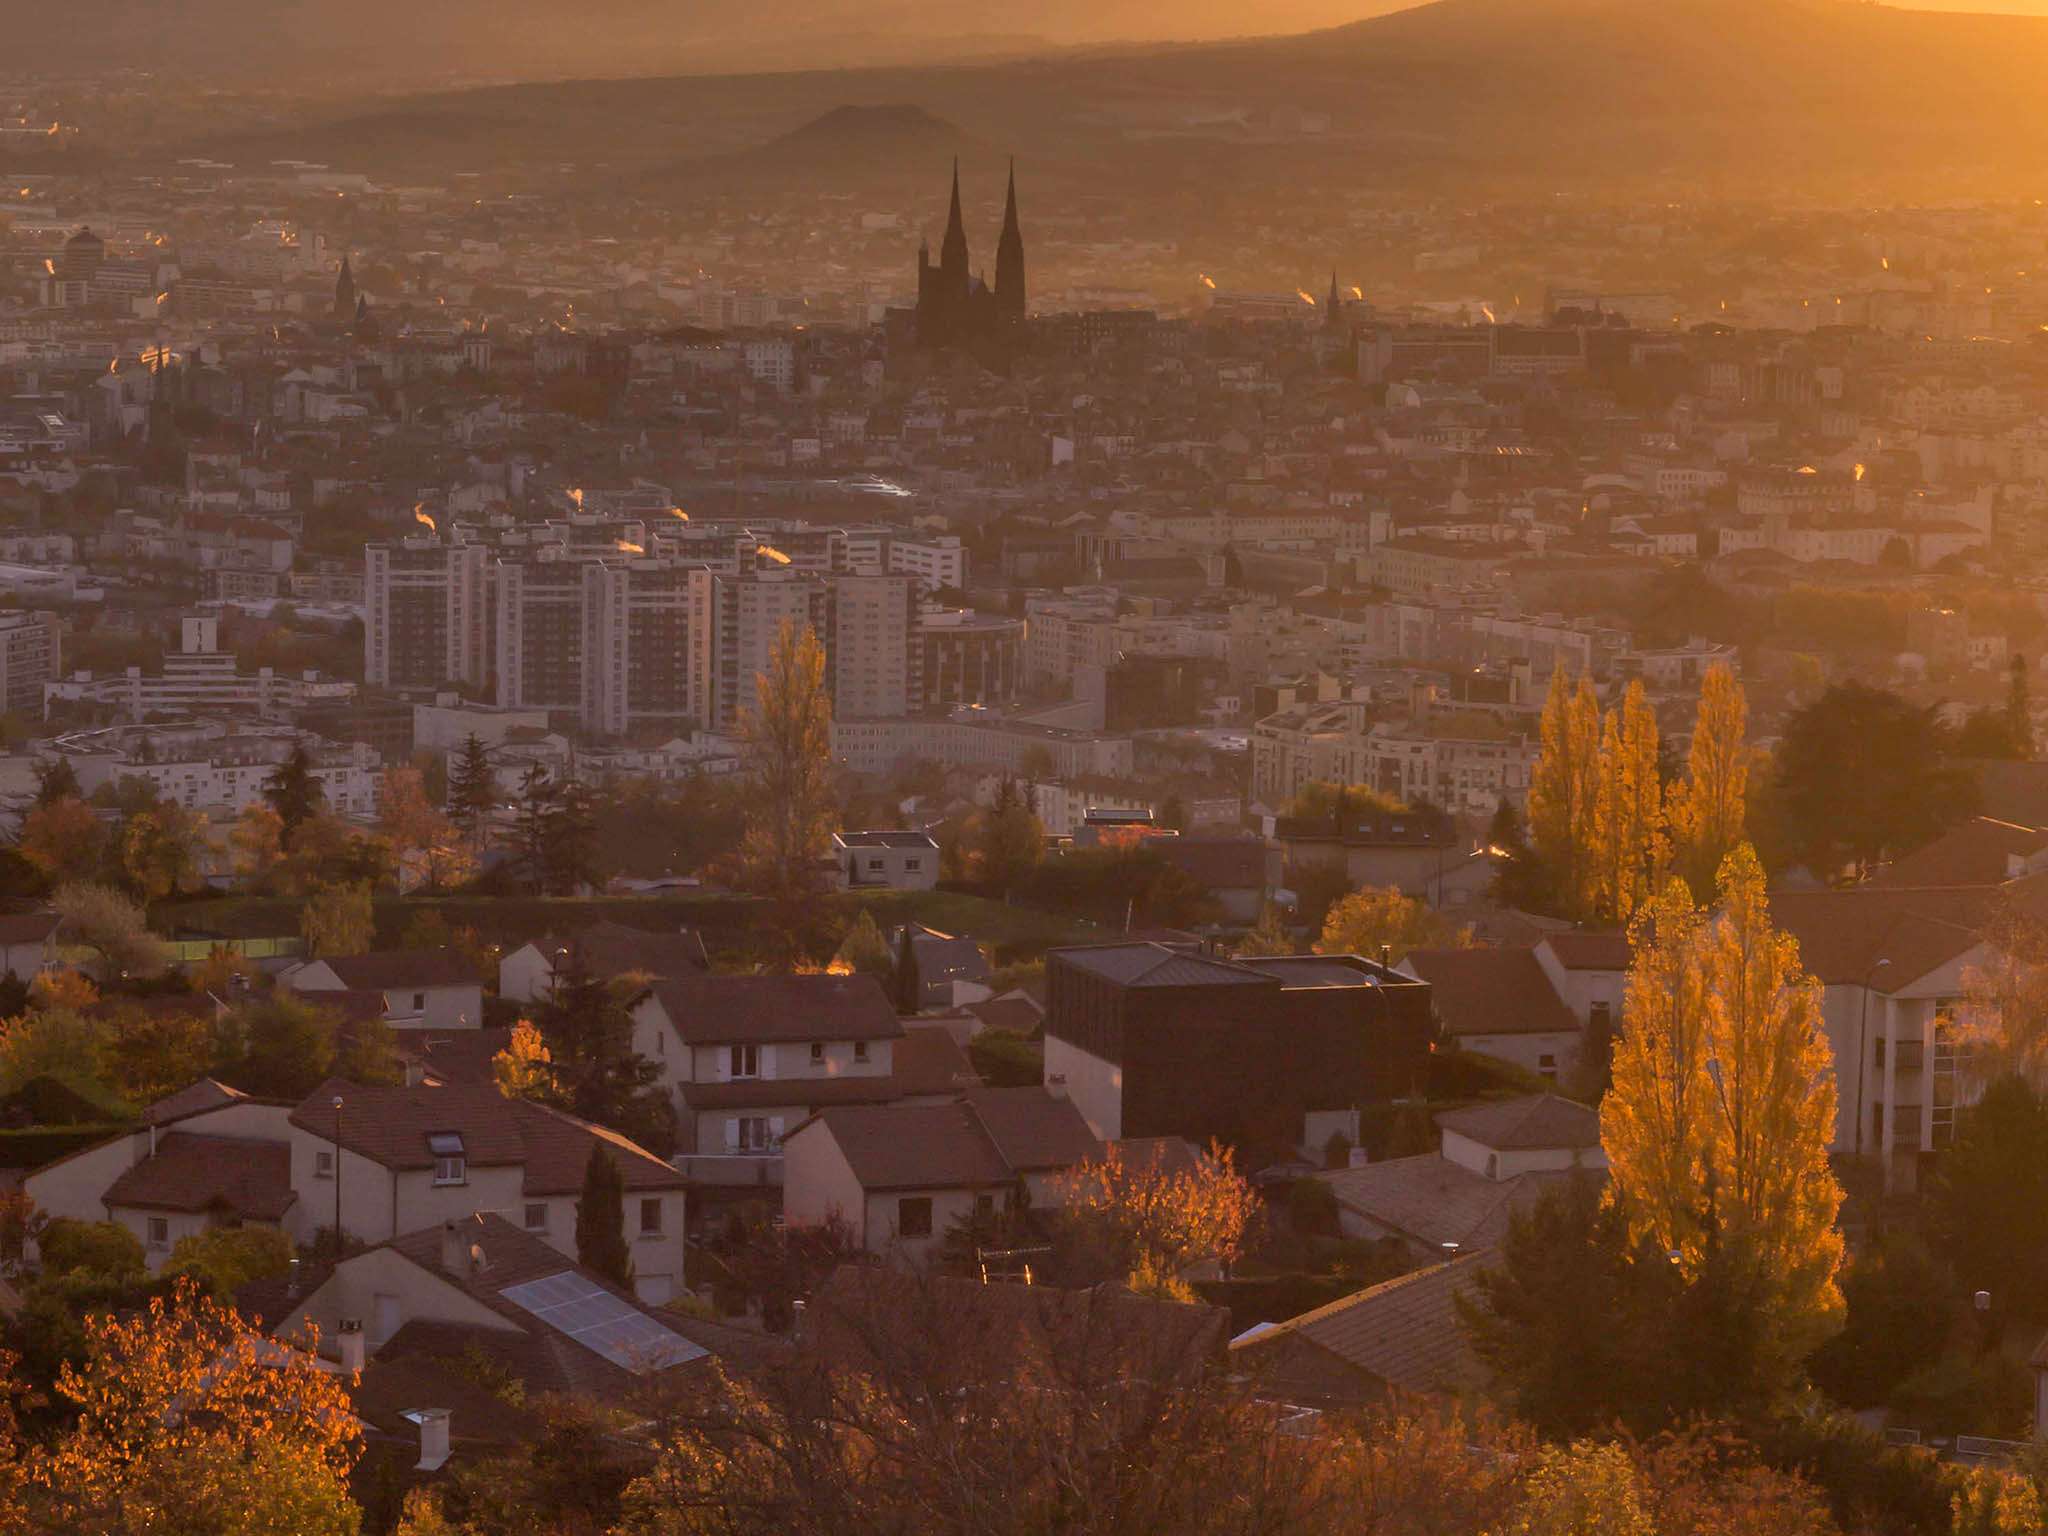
[13,6,2048,1532]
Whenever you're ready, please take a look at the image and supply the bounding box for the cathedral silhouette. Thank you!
[914,159,1025,358]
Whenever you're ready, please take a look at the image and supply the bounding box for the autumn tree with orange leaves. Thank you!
[1602,845,1846,1395]
[20,1280,362,1536]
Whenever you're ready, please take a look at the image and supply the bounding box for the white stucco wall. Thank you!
[782,1121,868,1247]
[1043,1035,1122,1141]
[1459,1030,1582,1083]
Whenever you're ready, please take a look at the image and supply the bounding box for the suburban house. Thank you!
[1230,1251,1495,1406]
[628,973,908,1162]
[1153,837,1276,925]
[891,924,994,1012]
[1312,1094,1606,1261]
[1272,806,1460,898]
[498,920,710,1004]
[29,1073,691,1305]
[1770,872,2048,1190]
[781,1085,1105,1262]
[289,1079,689,1304]
[247,1212,712,1389]
[1398,946,1587,1082]
[0,911,61,980]
[832,830,941,891]
[24,1079,293,1266]
[1041,943,1434,1153]
[284,950,485,1030]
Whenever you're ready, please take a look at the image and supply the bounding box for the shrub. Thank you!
[39,1217,145,1280]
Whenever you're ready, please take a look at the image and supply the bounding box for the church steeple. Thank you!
[1324,270,1343,329]
[995,157,1025,322]
[939,158,969,280]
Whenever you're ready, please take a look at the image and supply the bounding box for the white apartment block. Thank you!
[46,722,381,818]
[46,615,353,721]
[828,574,916,720]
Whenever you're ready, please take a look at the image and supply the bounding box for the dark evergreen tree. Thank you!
[574,1144,632,1288]
[32,757,80,809]
[261,745,324,844]
[445,733,496,846]
[544,779,602,896]
[536,949,672,1152]
[893,923,922,1015]
[515,763,558,895]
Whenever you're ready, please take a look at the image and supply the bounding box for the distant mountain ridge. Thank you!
[149,0,2048,196]
[16,0,1391,88]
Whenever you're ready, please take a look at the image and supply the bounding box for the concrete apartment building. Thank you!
[365,537,489,689]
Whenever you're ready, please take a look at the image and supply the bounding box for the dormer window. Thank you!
[428,1132,466,1186]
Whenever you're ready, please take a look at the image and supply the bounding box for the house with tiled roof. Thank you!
[782,1085,1115,1261]
[629,973,908,1163]
[1230,1251,1496,1406]
[289,1079,689,1305]
[498,920,710,1004]
[1399,946,1584,1083]
[283,948,483,1030]
[23,1080,296,1269]
[0,910,60,979]
[1312,1095,1604,1262]
[249,1213,713,1397]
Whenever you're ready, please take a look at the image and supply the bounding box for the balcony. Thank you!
[1894,1039,1926,1074]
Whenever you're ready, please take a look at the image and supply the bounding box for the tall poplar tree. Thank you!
[1528,667,1607,919]
[1591,681,1665,927]
[1602,845,1845,1383]
[1667,664,1750,899]
[740,619,837,966]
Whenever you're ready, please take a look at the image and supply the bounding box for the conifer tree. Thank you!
[445,733,496,849]
[575,1144,632,1288]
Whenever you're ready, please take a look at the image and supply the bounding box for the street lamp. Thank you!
[1855,958,1892,1159]
[331,1095,344,1251]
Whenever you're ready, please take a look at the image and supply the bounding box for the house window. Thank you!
[1588,1001,1611,1034]
[1537,1053,1557,1081]
[904,858,922,872]
[810,1042,825,1065]
[427,1132,466,1186]
[412,992,426,1011]
[853,1041,869,1064]
[640,1198,663,1235]
[898,1197,933,1239]
[868,858,886,872]
[316,1150,334,1179]
[146,1216,169,1248]
[523,1203,547,1232]
[737,1116,772,1153]
[1874,1038,1887,1069]
[974,1193,994,1221]
[1871,1103,1885,1141]
[729,1044,759,1080]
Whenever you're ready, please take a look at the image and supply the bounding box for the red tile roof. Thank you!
[288,1080,682,1195]
[1403,947,1580,1038]
[103,1133,296,1222]
[1231,1252,1496,1398]
[641,973,904,1046]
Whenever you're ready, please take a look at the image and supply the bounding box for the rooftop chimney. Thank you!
[336,1318,365,1376]
[287,1256,301,1295]
[413,1408,451,1472]
[439,1219,463,1275]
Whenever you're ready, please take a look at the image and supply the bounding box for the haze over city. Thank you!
[11,2,2048,1533]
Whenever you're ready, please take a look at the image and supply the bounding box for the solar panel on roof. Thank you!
[499,1271,707,1373]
